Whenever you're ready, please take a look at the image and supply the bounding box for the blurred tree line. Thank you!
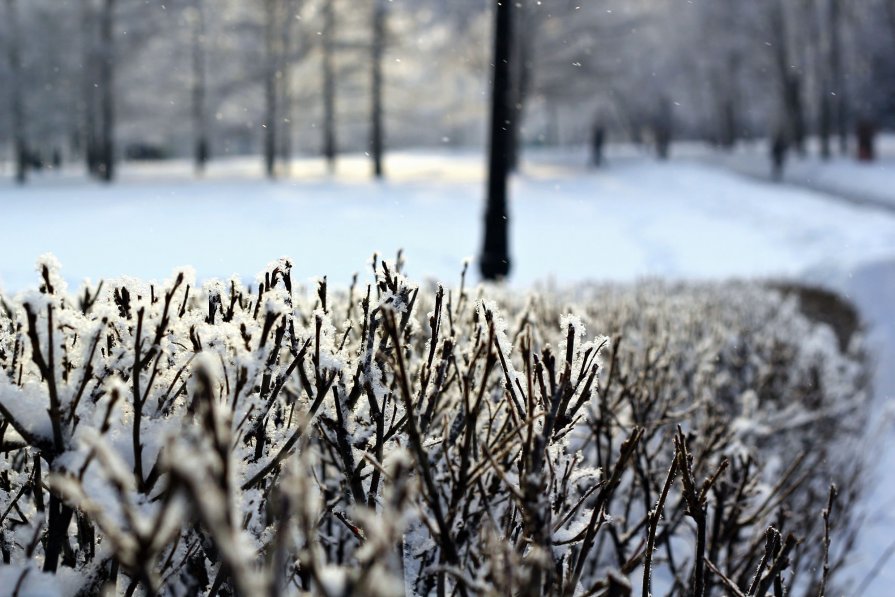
[2,0,894,183]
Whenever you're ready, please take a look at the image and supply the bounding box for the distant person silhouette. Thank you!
[771,134,788,181]
[856,120,875,161]
[591,124,605,167]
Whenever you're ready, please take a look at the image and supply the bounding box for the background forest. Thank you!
[2,0,894,180]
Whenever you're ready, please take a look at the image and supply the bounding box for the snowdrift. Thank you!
[0,256,869,596]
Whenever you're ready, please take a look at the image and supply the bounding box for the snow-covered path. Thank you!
[705,136,895,214]
[2,151,895,592]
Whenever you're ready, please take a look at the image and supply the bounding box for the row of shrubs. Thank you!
[0,256,869,595]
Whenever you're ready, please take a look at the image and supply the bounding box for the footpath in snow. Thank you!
[705,135,895,214]
[2,151,895,593]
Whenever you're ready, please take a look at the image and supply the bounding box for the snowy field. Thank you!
[2,150,895,290]
[3,149,895,592]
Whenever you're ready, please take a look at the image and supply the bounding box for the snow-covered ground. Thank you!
[2,149,895,592]
[3,150,895,289]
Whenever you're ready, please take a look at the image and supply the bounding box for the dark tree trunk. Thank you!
[81,0,100,176]
[6,0,26,184]
[192,0,209,174]
[279,0,298,176]
[507,1,532,173]
[370,0,385,179]
[715,53,740,149]
[546,102,560,146]
[654,96,672,160]
[703,5,738,150]
[590,123,605,168]
[719,96,737,149]
[714,80,736,149]
[480,0,514,281]
[786,75,806,156]
[819,91,832,160]
[263,0,277,178]
[322,0,336,173]
[831,0,848,155]
[817,0,831,160]
[98,0,115,182]
[769,2,805,156]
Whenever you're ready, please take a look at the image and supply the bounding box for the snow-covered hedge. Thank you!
[0,256,868,596]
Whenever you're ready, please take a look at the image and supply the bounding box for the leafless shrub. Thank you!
[0,255,869,596]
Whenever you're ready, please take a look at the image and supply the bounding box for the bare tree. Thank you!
[191,0,209,174]
[831,0,849,155]
[263,0,278,178]
[701,3,743,149]
[98,0,116,181]
[507,1,534,172]
[6,0,895,166]
[769,0,806,155]
[480,0,514,281]
[5,0,27,183]
[815,0,834,160]
[322,0,336,173]
[80,0,101,176]
[278,0,301,176]
[654,95,672,160]
[716,54,741,149]
[369,0,386,179]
